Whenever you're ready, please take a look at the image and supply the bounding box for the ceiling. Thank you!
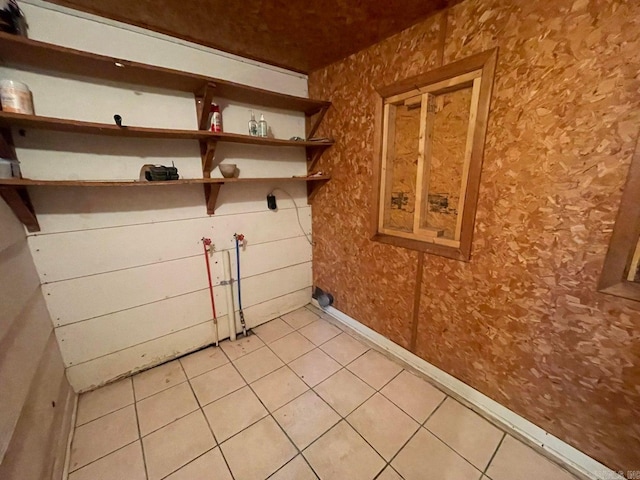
[46,0,453,73]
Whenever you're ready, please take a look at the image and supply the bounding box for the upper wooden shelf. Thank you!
[0,32,330,115]
[0,111,334,149]
[0,176,330,187]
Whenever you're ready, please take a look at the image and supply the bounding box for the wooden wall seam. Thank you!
[410,10,450,353]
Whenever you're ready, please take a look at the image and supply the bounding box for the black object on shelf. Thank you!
[144,165,179,181]
[0,1,27,36]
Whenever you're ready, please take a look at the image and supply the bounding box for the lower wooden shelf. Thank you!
[0,175,330,231]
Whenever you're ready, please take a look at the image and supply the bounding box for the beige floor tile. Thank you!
[221,416,297,480]
[233,346,284,383]
[137,382,199,436]
[303,421,385,480]
[203,386,268,442]
[165,448,232,480]
[133,360,186,400]
[282,307,319,330]
[253,318,294,344]
[314,369,374,416]
[289,349,341,387]
[392,428,482,480]
[269,331,316,363]
[68,441,145,480]
[299,319,341,346]
[269,455,318,480]
[273,390,340,449]
[189,363,246,406]
[376,466,403,480]
[486,435,578,480]
[347,393,419,461]
[251,366,309,411]
[142,410,216,480]
[76,378,134,426]
[425,397,503,470]
[69,405,139,472]
[380,370,446,422]
[220,335,265,361]
[179,346,229,378]
[347,350,403,390]
[319,332,369,366]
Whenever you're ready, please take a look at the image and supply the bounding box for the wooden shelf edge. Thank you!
[0,176,331,187]
[0,111,335,148]
[0,175,330,227]
[0,32,330,115]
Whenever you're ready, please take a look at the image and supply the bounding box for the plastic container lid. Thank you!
[0,79,30,91]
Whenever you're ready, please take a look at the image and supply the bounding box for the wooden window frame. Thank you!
[598,135,640,301]
[370,48,498,261]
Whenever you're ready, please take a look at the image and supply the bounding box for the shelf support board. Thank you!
[307,178,329,203]
[0,186,40,232]
[306,105,329,140]
[204,183,222,215]
[200,139,218,177]
[195,82,217,131]
[307,146,327,173]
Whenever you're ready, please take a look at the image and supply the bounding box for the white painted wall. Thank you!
[5,1,315,391]
[0,200,74,479]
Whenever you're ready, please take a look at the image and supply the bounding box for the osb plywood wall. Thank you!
[426,88,472,237]
[309,0,640,471]
[385,105,420,232]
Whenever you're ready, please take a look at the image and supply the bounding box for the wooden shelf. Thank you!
[0,112,334,149]
[0,32,329,115]
[0,176,330,231]
[0,176,330,187]
[0,33,333,229]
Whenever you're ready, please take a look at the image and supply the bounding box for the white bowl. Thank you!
[219,164,237,178]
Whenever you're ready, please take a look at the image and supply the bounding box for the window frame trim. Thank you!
[598,134,640,301]
[370,48,498,261]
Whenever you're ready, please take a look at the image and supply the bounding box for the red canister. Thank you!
[210,103,222,132]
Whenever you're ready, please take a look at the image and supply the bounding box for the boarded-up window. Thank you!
[373,49,498,261]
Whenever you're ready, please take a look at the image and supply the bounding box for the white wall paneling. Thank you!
[66,287,311,391]
[0,199,74,478]
[8,2,315,388]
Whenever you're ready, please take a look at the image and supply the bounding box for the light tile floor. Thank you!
[68,305,580,480]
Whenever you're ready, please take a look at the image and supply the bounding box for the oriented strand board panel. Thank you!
[309,16,445,349]
[309,0,640,472]
[384,105,420,232]
[424,87,472,237]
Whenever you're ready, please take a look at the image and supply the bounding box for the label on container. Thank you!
[0,87,34,114]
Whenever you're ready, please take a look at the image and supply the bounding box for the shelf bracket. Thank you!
[195,82,217,130]
[204,183,222,215]
[307,146,326,173]
[0,186,40,232]
[306,105,329,140]
[200,139,218,177]
[307,178,329,203]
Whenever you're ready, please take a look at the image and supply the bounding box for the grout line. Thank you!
[483,432,507,475]
[225,354,306,476]
[131,377,150,480]
[177,358,238,480]
[67,438,141,475]
[255,323,388,477]
[381,395,450,472]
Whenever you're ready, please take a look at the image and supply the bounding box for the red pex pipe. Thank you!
[202,237,219,346]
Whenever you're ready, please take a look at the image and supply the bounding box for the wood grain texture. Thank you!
[309,0,640,471]
[45,0,457,73]
[309,13,446,350]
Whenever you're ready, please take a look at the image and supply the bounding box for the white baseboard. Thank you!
[322,305,621,480]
